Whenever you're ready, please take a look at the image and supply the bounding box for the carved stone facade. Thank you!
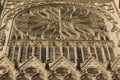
[0,0,120,80]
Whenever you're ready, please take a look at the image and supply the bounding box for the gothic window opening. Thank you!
[104,47,109,61]
[32,73,44,80]
[27,46,32,59]
[17,35,21,40]
[41,47,46,63]
[14,46,19,59]
[11,34,16,40]
[49,47,54,62]
[55,47,60,60]
[25,67,37,76]
[64,74,76,80]
[56,68,68,76]
[35,46,40,60]
[8,46,14,61]
[108,47,114,60]
[20,46,26,63]
[96,74,108,80]
[69,47,75,63]
[17,73,29,80]
[105,36,109,40]
[77,47,83,63]
[96,47,103,62]
[81,74,91,80]
[83,47,89,61]
[112,74,120,80]
[90,47,96,59]
[48,74,59,80]
[87,68,99,76]
[63,47,68,59]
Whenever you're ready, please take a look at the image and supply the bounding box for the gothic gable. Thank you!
[50,56,77,74]
[19,56,46,74]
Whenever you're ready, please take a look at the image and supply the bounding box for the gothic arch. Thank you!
[96,74,108,80]
[48,74,60,80]
[32,73,44,80]
[16,72,29,80]
[112,74,120,80]
[64,73,77,80]
[81,74,92,80]
[56,67,68,76]
[0,72,13,80]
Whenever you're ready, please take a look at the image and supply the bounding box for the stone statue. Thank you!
[14,59,19,71]
[76,59,81,72]
[106,60,112,71]
[45,59,50,71]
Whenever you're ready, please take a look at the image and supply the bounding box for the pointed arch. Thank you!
[32,73,44,80]
[56,67,68,76]
[64,73,76,80]
[81,74,92,80]
[96,74,108,80]
[25,67,37,76]
[0,73,13,80]
[16,73,29,80]
[48,74,60,80]
[112,74,120,80]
